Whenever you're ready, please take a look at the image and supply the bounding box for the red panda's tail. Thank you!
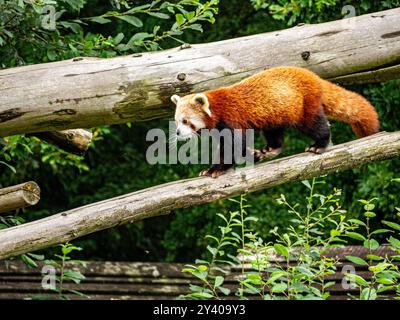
[321,80,380,137]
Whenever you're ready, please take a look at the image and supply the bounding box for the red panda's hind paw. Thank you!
[305,146,327,154]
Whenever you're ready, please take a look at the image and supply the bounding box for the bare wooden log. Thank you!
[0,8,399,137]
[0,132,399,259]
[328,65,400,85]
[0,182,40,214]
[30,129,93,155]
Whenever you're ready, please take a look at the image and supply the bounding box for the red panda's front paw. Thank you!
[305,146,327,154]
[253,147,283,162]
[199,167,229,178]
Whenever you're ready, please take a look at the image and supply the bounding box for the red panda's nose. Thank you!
[176,129,181,136]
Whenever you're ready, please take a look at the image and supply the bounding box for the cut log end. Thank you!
[31,129,93,155]
[0,181,41,215]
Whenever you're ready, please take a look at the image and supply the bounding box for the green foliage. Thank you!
[344,194,400,300]
[181,179,400,300]
[0,0,219,67]
[35,243,87,300]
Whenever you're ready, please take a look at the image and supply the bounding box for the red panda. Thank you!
[171,66,380,178]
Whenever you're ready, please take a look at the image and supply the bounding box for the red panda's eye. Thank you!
[182,119,188,125]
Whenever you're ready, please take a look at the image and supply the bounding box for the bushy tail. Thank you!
[321,80,380,137]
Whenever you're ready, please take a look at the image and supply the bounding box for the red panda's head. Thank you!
[171,93,212,140]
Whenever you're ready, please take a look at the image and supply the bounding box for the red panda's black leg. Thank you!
[254,127,284,162]
[200,125,235,178]
[299,111,331,154]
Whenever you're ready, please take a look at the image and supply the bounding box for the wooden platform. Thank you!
[0,246,397,300]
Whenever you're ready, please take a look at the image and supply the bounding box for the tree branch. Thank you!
[0,182,40,215]
[30,129,93,155]
[0,8,399,137]
[0,132,399,259]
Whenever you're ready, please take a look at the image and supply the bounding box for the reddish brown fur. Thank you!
[202,66,379,137]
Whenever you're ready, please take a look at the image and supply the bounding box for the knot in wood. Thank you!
[177,73,187,81]
[301,51,311,61]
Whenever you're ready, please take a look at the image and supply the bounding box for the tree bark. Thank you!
[0,8,399,137]
[30,129,93,155]
[0,182,40,214]
[0,132,399,259]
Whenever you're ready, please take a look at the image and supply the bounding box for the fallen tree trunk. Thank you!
[0,132,399,259]
[30,129,93,155]
[0,8,399,137]
[0,182,40,214]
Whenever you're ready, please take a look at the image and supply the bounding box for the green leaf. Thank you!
[148,12,170,19]
[371,229,393,235]
[187,24,203,32]
[126,33,153,48]
[63,270,85,283]
[376,277,395,285]
[348,219,366,227]
[175,13,185,26]
[244,216,258,222]
[0,161,16,173]
[388,236,400,250]
[207,245,218,256]
[301,180,311,190]
[214,276,224,288]
[366,254,383,261]
[345,232,366,241]
[186,11,196,20]
[198,265,208,271]
[114,33,124,45]
[346,255,368,266]
[274,244,289,258]
[21,254,38,268]
[189,284,205,293]
[364,211,376,218]
[360,288,377,300]
[47,50,57,61]
[364,204,375,211]
[218,287,230,295]
[266,271,287,284]
[192,270,208,280]
[345,273,369,286]
[90,16,111,24]
[190,292,214,299]
[363,239,379,250]
[296,266,315,276]
[117,15,143,27]
[271,283,287,293]
[382,221,400,231]
[27,253,45,260]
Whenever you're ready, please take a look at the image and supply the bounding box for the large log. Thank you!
[0,182,40,214]
[0,132,399,259]
[0,9,399,137]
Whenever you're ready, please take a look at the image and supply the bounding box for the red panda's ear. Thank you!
[193,93,211,117]
[171,95,181,105]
